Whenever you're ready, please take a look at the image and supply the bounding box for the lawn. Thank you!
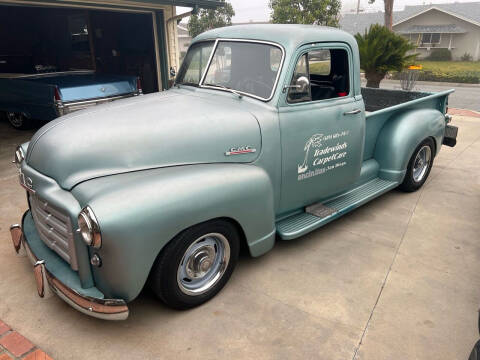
[395,61,480,84]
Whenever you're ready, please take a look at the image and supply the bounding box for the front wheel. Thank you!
[399,138,435,192]
[149,220,240,309]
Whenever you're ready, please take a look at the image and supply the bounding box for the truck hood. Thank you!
[26,90,261,190]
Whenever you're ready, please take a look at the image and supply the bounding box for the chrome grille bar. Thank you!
[29,194,78,270]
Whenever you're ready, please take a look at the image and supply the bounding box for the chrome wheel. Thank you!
[412,145,432,182]
[6,112,24,128]
[177,233,230,296]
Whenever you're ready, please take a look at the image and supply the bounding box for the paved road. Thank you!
[367,79,480,112]
[0,114,479,359]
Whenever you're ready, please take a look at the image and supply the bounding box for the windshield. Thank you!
[176,40,283,100]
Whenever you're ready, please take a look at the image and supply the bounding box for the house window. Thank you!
[421,33,441,44]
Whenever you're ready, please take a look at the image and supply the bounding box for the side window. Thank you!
[287,48,350,104]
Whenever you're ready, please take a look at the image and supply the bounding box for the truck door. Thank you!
[278,44,365,213]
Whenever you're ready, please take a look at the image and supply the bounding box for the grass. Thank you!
[309,61,331,75]
[393,61,480,84]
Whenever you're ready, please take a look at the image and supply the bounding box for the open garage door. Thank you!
[0,6,159,93]
[0,5,163,128]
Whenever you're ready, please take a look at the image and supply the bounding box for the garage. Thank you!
[0,0,222,129]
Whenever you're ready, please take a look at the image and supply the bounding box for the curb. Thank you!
[448,108,480,118]
[0,320,52,360]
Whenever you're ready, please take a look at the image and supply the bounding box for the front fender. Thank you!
[72,163,276,302]
[374,108,445,182]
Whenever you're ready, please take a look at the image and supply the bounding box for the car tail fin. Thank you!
[54,86,62,101]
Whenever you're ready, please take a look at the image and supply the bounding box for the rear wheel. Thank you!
[6,112,30,130]
[150,219,240,309]
[399,138,434,192]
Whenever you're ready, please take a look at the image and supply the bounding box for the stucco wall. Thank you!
[394,8,480,60]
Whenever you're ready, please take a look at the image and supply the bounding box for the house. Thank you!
[0,0,223,92]
[340,2,480,60]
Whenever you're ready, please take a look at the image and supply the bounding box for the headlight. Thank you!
[77,206,102,248]
[14,145,25,168]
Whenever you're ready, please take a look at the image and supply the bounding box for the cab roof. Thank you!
[193,24,358,53]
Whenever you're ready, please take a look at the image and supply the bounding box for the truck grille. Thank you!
[29,194,78,270]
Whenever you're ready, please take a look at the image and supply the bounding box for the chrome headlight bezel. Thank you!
[77,206,102,249]
[14,145,25,168]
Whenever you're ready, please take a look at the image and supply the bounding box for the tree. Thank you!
[187,1,235,38]
[269,0,341,27]
[368,0,394,30]
[355,24,417,88]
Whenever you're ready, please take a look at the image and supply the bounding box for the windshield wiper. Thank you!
[204,83,243,99]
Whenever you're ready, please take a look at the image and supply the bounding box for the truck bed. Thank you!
[361,87,431,112]
[361,87,454,161]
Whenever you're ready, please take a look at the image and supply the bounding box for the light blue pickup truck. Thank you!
[0,70,142,129]
[10,25,457,320]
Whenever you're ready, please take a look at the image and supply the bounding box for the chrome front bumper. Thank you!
[10,217,129,320]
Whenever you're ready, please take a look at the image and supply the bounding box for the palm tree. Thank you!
[355,24,417,88]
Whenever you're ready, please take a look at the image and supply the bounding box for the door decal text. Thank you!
[298,131,349,181]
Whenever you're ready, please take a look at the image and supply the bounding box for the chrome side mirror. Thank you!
[283,75,310,93]
[295,76,310,93]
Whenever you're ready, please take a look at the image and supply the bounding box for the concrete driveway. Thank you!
[0,115,479,360]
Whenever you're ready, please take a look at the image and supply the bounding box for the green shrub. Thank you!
[355,24,417,88]
[461,52,473,61]
[426,49,452,61]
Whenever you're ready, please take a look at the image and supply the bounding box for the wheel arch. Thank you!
[72,164,276,302]
[373,108,445,183]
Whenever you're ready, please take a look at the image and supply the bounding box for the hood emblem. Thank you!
[100,87,106,92]
[225,146,256,156]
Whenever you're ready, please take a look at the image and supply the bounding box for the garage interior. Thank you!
[0,5,159,93]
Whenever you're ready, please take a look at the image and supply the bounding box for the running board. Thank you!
[276,178,398,240]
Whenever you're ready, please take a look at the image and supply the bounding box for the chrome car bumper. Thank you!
[56,93,139,116]
[10,213,129,320]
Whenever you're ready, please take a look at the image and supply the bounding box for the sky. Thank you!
[178,0,478,23]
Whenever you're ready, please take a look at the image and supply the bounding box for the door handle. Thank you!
[344,109,361,115]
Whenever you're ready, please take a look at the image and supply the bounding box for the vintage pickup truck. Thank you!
[10,25,458,320]
[0,70,142,129]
